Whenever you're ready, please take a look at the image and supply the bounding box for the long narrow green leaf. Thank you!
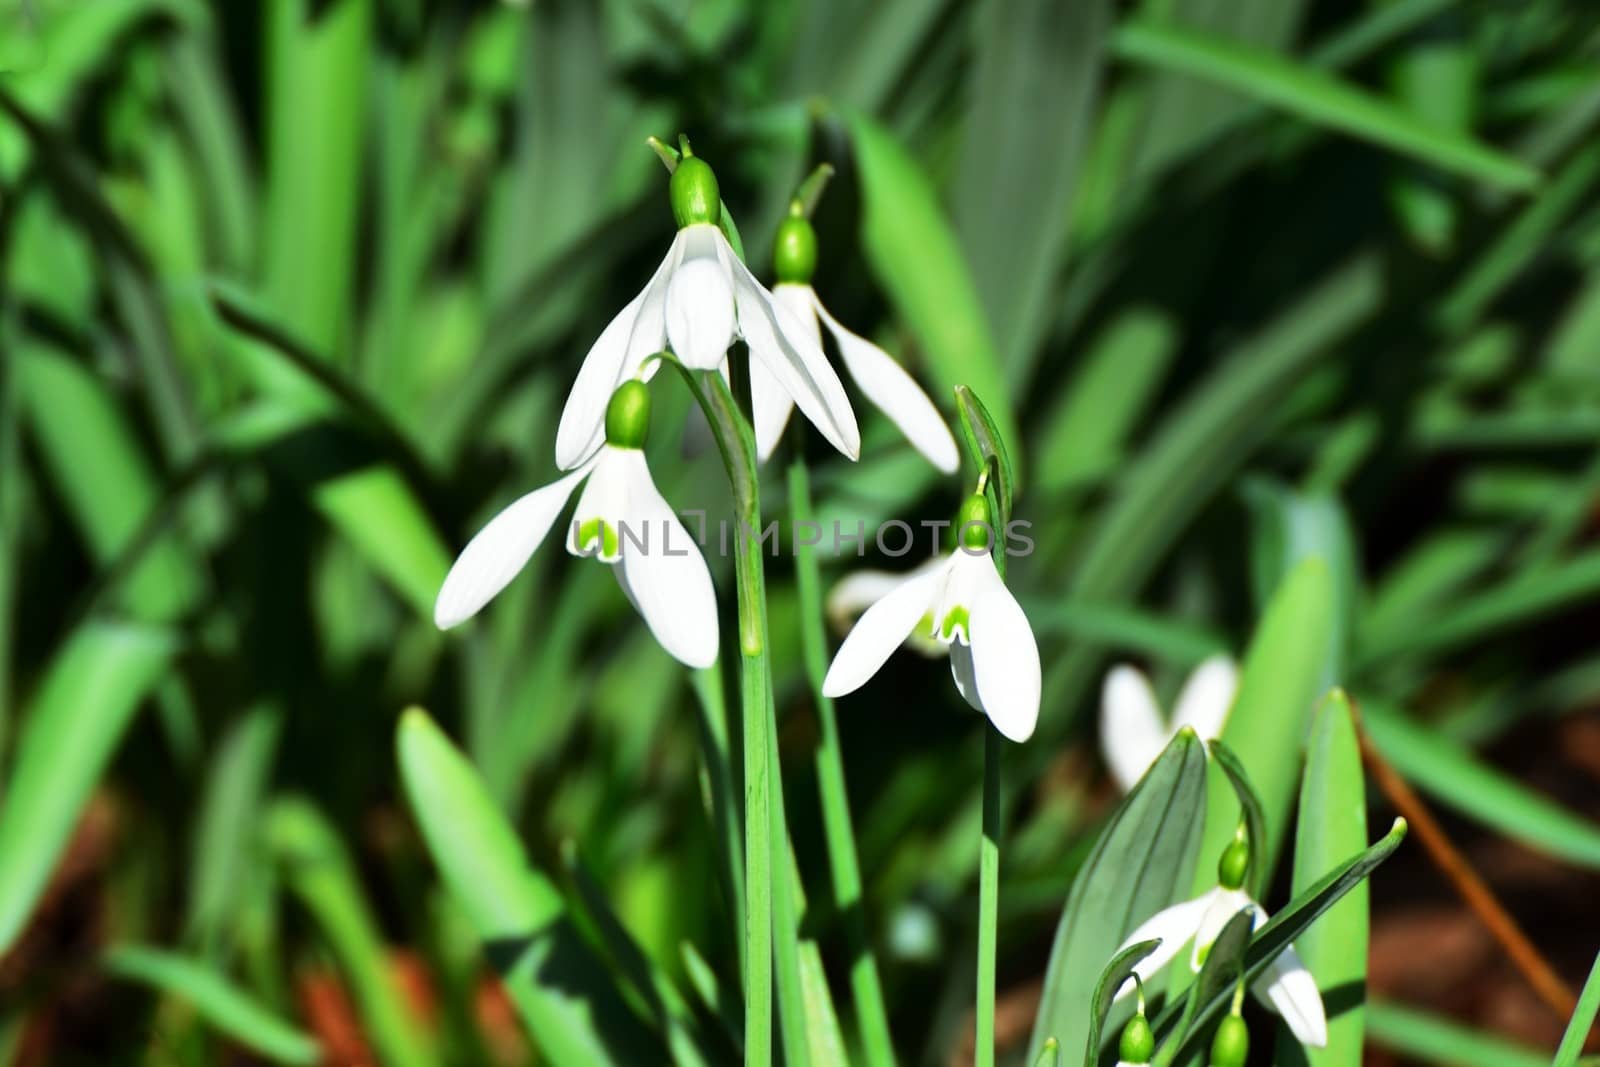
[1362,701,1600,869]
[1366,1001,1549,1067]
[1194,558,1335,894]
[1029,730,1210,1064]
[396,708,661,1064]
[15,346,202,621]
[103,944,320,1065]
[952,0,1108,382]
[1554,953,1600,1067]
[847,110,1020,475]
[262,0,370,359]
[0,622,175,955]
[1112,21,1539,191]
[267,797,438,1067]
[1285,690,1368,1067]
[187,706,282,954]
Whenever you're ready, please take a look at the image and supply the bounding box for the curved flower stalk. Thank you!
[1101,655,1238,793]
[435,380,718,670]
[755,206,958,471]
[555,145,859,469]
[822,493,1040,742]
[1114,830,1327,1049]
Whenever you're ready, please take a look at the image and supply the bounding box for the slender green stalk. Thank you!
[691,667,747,985]
[731,435,774,1067]
[788,458,896,1066]
[1553,951,1600,1067]
[662,356,809,1067]
[976,727,1001,1067]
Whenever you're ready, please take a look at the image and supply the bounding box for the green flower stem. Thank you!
[788,458,896,1067]
[663,355,808,1067]
[691,666,746,985]
[976,726,1001,1067]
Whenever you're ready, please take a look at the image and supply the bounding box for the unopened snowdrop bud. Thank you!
[773,210,817,284]
[1209,1012,1249,1067]
[1117,1011,1155,1065]
[670,153,720,229]
[605,379,651,450]
[957,492,995,552]
[1217,826,1250,892]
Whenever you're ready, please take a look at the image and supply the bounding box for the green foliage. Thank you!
[2,0,1594,1061]
[1286,690,1369,1067]
[1030,730,1209,1064]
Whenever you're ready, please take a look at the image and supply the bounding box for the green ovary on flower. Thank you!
[670,154,720,228]
[1216,829,1250,891]
[956,492,994,551]
[1119,1012,1154,1064]
[773,214,817,284]
[1209,1013,1249,1067]
[605,380,651,450]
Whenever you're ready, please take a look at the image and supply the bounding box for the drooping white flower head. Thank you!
[821,494,1040,742]
[555,151,858,470]
[1112,833,1327,1049]
[751,211,958,471]
[1101,655,1238,793]
[436,381,718,669]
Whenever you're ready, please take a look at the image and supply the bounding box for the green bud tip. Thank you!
[773,214,818,284]
[956,492,994,551]
[1119,1013,1155,1064]
[605,380,651,449]
[1209,1013,1249,1067]
[1217,828,1250,891]
[670,155,720,228]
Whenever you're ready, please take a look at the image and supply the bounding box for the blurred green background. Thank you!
[2,0,1599,1064]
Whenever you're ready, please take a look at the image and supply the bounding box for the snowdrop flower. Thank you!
[754,208,958,472]
[555,147,859,469]
[436,380,718,669]
[1101,655,1238,793]
[822,493,1040,742]
[1114,830,1327,1048]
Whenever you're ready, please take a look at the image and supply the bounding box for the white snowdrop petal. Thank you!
[1112,890,1215,1001]
[1191,887,1255,971]
[967,554,1041,742]
[822,565,946,698]
[949,642,983,712]
[753,284,818,460]
[615,450,719,668]
[749,354,795,464]
[565,447,632,561]
[1101,666,1172,794]
[1252,942,1328,1048]
[1171,654,1239,743]
[434,462,593,628]
[666,228,736,370]
[720,235,860,460]
[555,236,678,469]
[812,293,959,473]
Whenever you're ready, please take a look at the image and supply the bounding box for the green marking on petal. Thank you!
[941,605,970,641]
[578,517,620,560]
